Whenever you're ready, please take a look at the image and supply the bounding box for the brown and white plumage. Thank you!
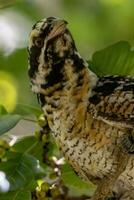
[28,17,134,200]
[89,76,134,127]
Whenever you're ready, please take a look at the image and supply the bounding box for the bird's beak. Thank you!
[48,20,68,40]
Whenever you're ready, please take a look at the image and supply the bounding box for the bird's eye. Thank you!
[35,38,44,48]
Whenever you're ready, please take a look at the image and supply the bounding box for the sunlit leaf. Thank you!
[0,152,42,191]
[0,114,21,136]
[0,71,17,112]
[90,41,134,76]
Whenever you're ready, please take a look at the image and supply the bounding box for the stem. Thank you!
[22,117,37,123]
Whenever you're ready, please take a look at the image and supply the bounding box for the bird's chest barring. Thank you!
[48,110,119,181]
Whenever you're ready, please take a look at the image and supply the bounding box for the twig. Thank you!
[22,117,37,123]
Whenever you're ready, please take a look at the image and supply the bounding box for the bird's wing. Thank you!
[88,75,134,129]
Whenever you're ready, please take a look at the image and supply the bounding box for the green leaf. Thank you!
[0,105,8,116]
[12,136,39,153]
[0,152,43,191]
[11,136,44,163]
[0,190,31,200]
[61,164,95,196]
[0,114,21,136]
[16,103,42,118]
[90,41,134,76]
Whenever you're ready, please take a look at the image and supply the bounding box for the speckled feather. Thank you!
[89,76,134,128]
[28,17,134,200]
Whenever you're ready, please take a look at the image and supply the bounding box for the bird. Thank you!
[28,17,134,200]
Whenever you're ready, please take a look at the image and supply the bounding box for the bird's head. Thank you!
[28,17,97,106]
[28,17,76,84]
[28,17,69,51]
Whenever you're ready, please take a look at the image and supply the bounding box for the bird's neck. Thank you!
[39,50,98,104]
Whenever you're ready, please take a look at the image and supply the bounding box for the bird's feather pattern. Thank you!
[89,75,134,128]
[28,17,134,200]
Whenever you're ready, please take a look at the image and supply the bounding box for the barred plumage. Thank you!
[28,17,134,200]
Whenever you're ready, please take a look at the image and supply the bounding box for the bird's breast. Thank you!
[44,100,121,182]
